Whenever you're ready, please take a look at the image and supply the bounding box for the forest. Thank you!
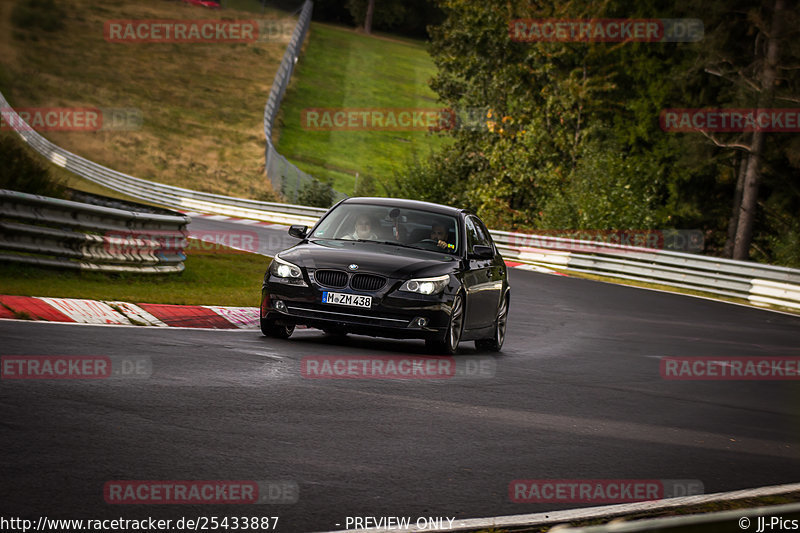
[343,0,799,265]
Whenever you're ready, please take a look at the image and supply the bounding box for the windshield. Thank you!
[311,203,460,255]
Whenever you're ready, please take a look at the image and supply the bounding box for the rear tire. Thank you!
[425,293,464,355]
[475,292,508,352]
[260,317,294,339]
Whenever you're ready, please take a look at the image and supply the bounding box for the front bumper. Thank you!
[261,275,455,340]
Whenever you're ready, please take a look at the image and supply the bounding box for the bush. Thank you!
[539,141,667,230]
[11,0,65,33]
[353,173,377,197]
[0,133,66,198]
[389,152,462,205]
[296,178,335,208]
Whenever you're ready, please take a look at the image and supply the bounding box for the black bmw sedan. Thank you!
[260,197,510,354]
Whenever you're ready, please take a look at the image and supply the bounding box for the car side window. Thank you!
[465,216,492,251]
[472,217,495,252]
[465,217,479,249]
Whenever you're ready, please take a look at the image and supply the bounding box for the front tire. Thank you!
[475,292,508,352]
[260,317,294,339]
[426,293,464,355]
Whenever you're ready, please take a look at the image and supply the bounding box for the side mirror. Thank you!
[288,225,308,239]
[470,244,494,259]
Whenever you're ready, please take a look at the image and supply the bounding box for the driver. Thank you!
[428,223,453,250]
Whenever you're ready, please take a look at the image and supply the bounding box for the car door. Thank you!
[463,215,502,330]
[474,215,506,313]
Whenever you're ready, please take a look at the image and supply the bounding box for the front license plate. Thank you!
[322,292,372,308]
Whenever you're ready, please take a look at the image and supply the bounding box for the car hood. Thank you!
[278,240,458,279]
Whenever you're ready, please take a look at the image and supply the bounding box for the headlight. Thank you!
[399,274,450,295]
[269,256,306,285]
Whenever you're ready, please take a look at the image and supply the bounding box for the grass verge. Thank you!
[274,22,452,194]
[0,129,189,211]
[1,0,290,201]
[0,240,270,308]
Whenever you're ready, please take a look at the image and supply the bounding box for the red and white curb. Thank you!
[0,223,563,329]
[0,295,259,329]
[504,260,565,275]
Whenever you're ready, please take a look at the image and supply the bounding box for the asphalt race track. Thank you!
[2,218,800,532]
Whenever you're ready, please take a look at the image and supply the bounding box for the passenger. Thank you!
[342,214,379,240]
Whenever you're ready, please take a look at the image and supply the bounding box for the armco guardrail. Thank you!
[0,1,333,218]
[1,34,799,306]
[492,230,800,310]
[0,189,189,274]
[263,0,346,204]
[549,501,800,533]
[0,3,337,214]
[3,82,799,306]
[263,0,319,203]
[0,89,325,226]
[263,0,312,138]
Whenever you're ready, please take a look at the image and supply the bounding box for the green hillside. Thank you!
[0,0,291,201]
[274,22,452,195]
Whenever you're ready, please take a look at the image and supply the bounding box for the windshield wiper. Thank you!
[372,240,454,253]
[327,238,453,254]
[367,239,419,249]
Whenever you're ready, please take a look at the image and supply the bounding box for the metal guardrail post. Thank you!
[492,230,800,309]
[0,189,189,274]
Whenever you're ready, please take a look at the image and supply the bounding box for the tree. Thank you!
[395,0,800,265]
[709,0,794,259]
[364,0,374,34]
[346,0,404,34]
[417,0,677,229]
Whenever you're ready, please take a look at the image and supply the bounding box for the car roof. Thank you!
[341,197,467,217]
